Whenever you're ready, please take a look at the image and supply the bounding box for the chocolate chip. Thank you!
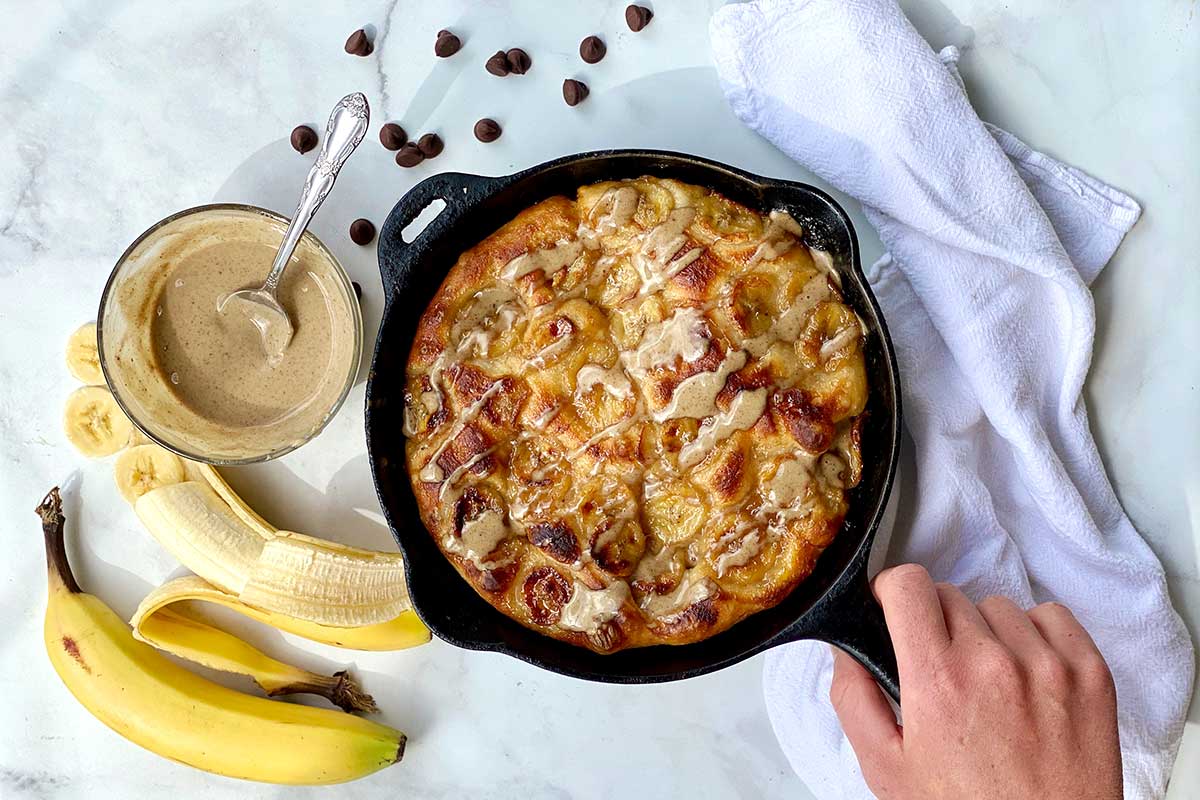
[562,79,589,107]
[344,29,373,57]
[473,118,502,143]
[395,143,425,167]
[434,31,461,57]
[579,35,606,64]
[290,125,318,154]
[485,50,511,76]
[417,133,444,158]
[506,48,531,74]
[379,123,407,151]
[625,5,653,32]
[349,219,375,246]
[352,281,363,300]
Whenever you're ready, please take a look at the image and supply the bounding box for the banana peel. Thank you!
[134,575,430,653]
[130,576,428,712]
[133,605,381,713]
[125,476,429,697]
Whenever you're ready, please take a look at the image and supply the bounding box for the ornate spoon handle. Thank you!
[263,92,370,293]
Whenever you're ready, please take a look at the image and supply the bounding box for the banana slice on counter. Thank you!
[115,444,187,504]
[65,322,104,385]
[127,426,154,447]
[63,386,133,457]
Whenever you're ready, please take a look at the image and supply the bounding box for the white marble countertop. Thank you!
[1,1,1196,797]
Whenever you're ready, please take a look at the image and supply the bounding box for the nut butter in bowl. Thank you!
[98,204,363,463]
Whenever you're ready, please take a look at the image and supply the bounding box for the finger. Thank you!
[934,582,992,641]
[1028,602,1116,702]
[873,564,950,675]
[977,595,1047,661]
[1027,602,1106,664]
[829,647,902,777]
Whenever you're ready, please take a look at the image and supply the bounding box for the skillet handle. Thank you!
[376,172,505,299]
[772,544,900,703]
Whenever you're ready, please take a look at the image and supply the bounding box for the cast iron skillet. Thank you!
[366,150,902,698]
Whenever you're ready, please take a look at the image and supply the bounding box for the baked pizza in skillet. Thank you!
[403,176,867,653]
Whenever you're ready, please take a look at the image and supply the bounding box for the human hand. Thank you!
[830,564,1121,800]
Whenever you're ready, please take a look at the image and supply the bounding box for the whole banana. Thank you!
[39,488,406,785]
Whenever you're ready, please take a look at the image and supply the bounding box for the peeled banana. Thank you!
[135,481,412,628]
[137,481,265,598]
[38,488,406,785]
[194,461,276,537]
[65,322,104,384]
[114,444,186,504]
[63,386,133,457]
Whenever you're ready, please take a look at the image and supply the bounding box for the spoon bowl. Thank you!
[217,288,294,365]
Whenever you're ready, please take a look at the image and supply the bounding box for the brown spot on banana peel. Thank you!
[60,635,91,674]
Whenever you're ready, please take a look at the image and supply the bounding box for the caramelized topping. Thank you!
[405,176,867,652]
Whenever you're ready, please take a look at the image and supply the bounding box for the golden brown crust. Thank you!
[404,177,868,652]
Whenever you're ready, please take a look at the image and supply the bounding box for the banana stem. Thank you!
[265,670,379,714]
[37,488,81,594]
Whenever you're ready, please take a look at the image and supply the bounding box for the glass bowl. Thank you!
[96,203,363,464]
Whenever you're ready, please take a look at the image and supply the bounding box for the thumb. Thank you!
[829,647,903,780]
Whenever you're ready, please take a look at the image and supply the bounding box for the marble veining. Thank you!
[0,0,1196,798]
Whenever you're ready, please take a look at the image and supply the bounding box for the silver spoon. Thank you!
[219,92,370,364]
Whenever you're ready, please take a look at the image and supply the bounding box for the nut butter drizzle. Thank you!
[714,526,765,577]
[576,363,632,399]
[443,509,509,571]
[411,181,861,628]
[501,240,584,282]
[747,210,806,266]
[559,580,630,632]
[633,207,704,295]
[640,573,718,620]
[417,379,505,483]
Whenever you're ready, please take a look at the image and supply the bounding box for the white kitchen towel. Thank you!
[710,1,1195,798]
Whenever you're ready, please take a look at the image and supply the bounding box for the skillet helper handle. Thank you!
[377,173,488,299]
